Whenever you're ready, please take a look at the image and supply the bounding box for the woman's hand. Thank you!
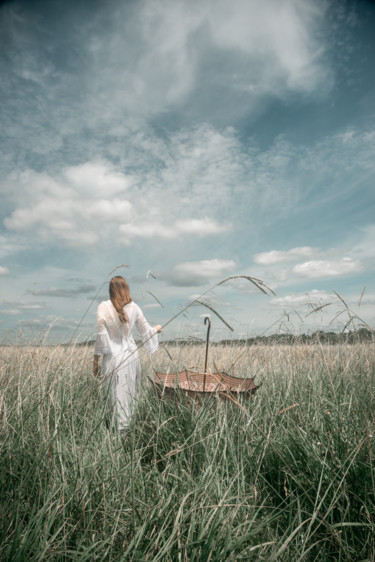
[155,325,162,332]
[93,355,100,378]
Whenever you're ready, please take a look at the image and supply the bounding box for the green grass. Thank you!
[0,342,374,560]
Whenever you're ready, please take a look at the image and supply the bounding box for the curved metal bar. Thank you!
[204,316,211,391]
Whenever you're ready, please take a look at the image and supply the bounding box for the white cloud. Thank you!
[0,235,24,260]
[4,120,372,271]
[252,232,374,286]
[19,304,45,310]
[85,0,331,122]
[206,0,330,93]
[175,259,235,277]
[293,257,361,278]
[86,199,132,222]
[165,259,236,286]
[2,125,244,249]
[119,217,230,242]
[2,309,21,316]
[33,284,96,298]
[4,119,374,256]
[120,221,173,240]
[64,162,131,197]
[0,0,333,174]
[175,218,229,236]
[268,289,375,332]
[188,293,231,307]
[359,293,375,306]
[352,224,375,261]
[270,289,331,307]
[1,1,373,341]
[0,301,46,312]
[254,246,318,265]
[3,162,133,246]
[15,318,43,326]
[0,266,10,276]
[14,315,80,332]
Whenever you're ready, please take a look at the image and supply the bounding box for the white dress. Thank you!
[94,300,159,430]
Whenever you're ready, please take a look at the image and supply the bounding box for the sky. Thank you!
[0,0,375,344]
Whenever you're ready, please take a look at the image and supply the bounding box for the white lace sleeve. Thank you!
[135,304,159,354]
[94,304,112,356]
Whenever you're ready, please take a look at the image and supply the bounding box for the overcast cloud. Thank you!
[1,0,374,341]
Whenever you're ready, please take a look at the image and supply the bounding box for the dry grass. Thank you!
[149,340,375,378]
[2,339,374,384]
[1,340,374,560]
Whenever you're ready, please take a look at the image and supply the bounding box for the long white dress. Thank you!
[94,300,159,430]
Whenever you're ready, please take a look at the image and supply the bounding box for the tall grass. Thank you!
[0,341,374,560]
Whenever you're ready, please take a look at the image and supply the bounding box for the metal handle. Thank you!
[203,316,211,391]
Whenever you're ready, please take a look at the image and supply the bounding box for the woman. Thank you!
[93,276,161,431]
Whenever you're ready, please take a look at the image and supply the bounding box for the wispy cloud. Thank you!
[270,289,331,307]
[352,224,375,263]
[268,288,375,331]
[68,0,332,121]
[15,315,89,336]
[3,121,375,254]
[293,258,361,278]
[143,303,163,310]
[31,285,96,298]
[252,236,370,286]
[163,259,236,287]
[0,301,46,314]
[0,0,333,176]
[0,235,24,260]
[254,247,318,265]
[19,303,45,310]
[0,266,10,276]
[1,308,21,316]
[119,218,230,242]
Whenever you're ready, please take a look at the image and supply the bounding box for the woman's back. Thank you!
[93,276,161,431]
[95,300,158,355]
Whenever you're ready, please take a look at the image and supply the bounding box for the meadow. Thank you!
[0,340,374,561]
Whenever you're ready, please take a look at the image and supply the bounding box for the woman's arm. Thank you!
[135,305,161,353]
[94,303,112,356]
[93,355,101,378]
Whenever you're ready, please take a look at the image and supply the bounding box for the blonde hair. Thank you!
[109,276,132,323]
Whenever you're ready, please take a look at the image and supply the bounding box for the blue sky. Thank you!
[1,0,375,343]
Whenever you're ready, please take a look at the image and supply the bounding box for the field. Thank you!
[0,341,374,561]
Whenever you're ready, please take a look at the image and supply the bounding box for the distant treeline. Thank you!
[160,328,374,347]
[77,328,374,348]
[219,328,374,346]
